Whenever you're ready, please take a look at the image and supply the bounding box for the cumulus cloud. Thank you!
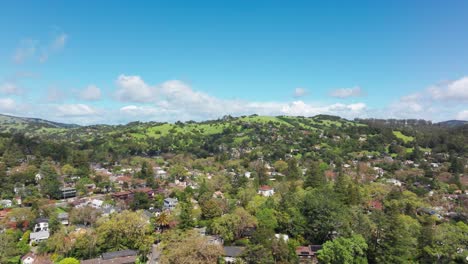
[12,39,38,64]
[428,76,468,101]
[115,75,156,102]
[330,86,364,98]
[79,85,101,101]
[293,87,308,97]
[456,110,468,120]
[0,82,22,95]
[0,98,17,112]
[56,104,97,117]
[113,75,368,122]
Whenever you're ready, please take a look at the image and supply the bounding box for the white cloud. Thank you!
[0,82,22,95]
[40,33,68,63]
[0,98,17,112]
[428,76,468,101]
[56,104,97,117]
[293,87,308,97]
[46,87,66,102]
[115,75,156,102]
[330,86,363,98]
[52,33,68,50]
[12,39,38,64]
[456,110,468,120]
[79,85,101,101]
[113,76,368,122]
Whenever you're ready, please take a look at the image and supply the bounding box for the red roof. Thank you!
[368,200,383,210]
[259,185,273,191]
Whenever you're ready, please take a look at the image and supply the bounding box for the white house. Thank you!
[0,199,13,208]
[33,219,49,232]
[386,178,402,187]
[91,199,104,208]
[29,230,50,244]
[258,185,275,197]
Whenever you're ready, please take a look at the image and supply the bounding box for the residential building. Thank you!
[258,185,274,197]
[163,198,178,210]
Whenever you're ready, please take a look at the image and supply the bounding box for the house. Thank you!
[30,230,50,244]
[223,246,245,264]
[275,233,289,241]
[0,199,13,208]
[60,187,77,199]
[58,213,69,225]
[91,199,104,208]
[33,218,49,232]
[21,253,35,264]
[386,178,402,187]
[296,245,322,263]
[163,198,178,210]
[81,249,138,264]
[258,185,274,197]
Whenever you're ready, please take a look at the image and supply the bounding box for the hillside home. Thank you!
[258,185,275,197]
[223,246,245,264]
[296,245,322,264]
[30,230,50,244]
[163,198,178,210]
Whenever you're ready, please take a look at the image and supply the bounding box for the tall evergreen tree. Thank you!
[304,161,326,188]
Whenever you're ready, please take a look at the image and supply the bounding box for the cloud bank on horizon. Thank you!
[1,68,468,125]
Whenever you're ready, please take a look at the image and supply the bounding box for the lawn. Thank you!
[393,131,414,143]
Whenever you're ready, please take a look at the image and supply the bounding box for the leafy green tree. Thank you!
[130,192,151,210]
[286,158,301,180]
[201,198,223,219]
[40,161,62,199]
[304,161,326,188]
[96,210,154,254]
[58,257,80,264]
[302,187,350,243]
[423,221,468,263]
[318,234,368,264]
[179,202,194,230]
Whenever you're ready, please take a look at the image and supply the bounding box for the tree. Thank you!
[58,257,80,264]
[273,160,288,174]
[130,192,151,210]
[304,161,326,188]
[423,221,468,263]
[179,202,194,230]
[374,213,421,263]
[302,187,350,243]
[318,234,368,264]
[155,211,170,233]
[159,230,223,264]
[96,210,154,254]
[138,161,154,179]
[211,208,257,242]
[40,161,61,199]
[286,158,301,180]
[201,199,223,219]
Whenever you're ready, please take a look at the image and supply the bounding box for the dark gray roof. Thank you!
[102,249,137,260]
[224,246,245,257]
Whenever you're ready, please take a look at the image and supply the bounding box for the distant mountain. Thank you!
[0,114,79,134]
[436,120,468,128]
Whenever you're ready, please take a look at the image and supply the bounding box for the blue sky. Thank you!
[1,0,467,124]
